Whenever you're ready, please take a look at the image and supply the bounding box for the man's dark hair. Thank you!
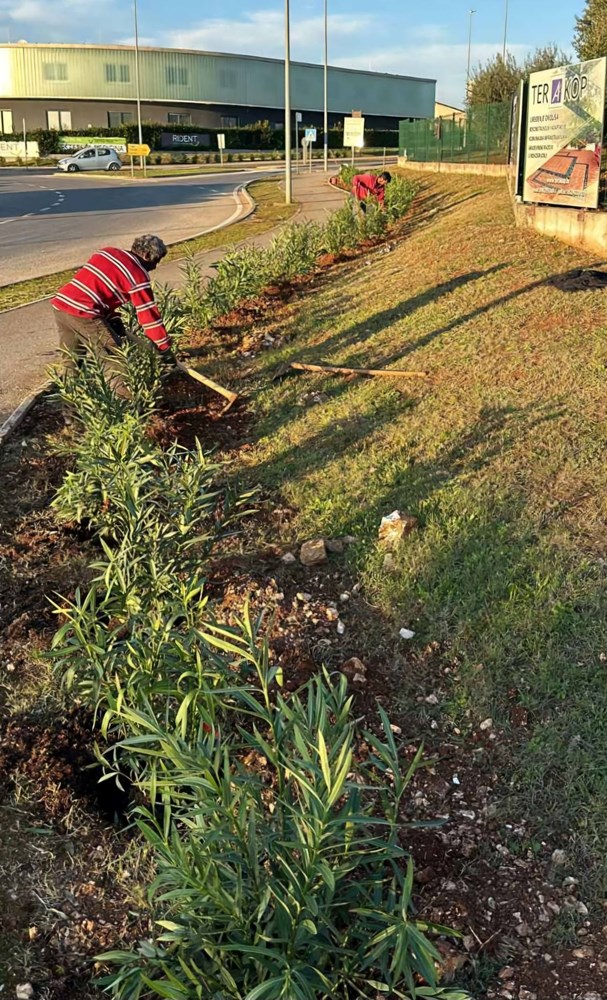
[379,171,392,183]
[131,234,167,265]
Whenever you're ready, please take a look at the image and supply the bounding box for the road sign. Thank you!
[305,128,317,142]
[217,133,226,149]
[127,143,150,157]
[343,117,365,147]
[296,112,303,123]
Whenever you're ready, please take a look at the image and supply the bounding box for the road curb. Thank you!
[0,380,52,448]
[0,181,256,447]
[0,181,257,318]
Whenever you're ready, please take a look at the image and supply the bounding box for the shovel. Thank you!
[175,360,239,413]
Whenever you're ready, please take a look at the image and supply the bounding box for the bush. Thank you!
[97,662,466,1000]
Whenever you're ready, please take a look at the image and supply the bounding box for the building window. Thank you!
[108,111,133,128]
[106,64,130,83]
[167,112,192,125]
[43,62,68,81]
[166,66,188,86]
[47,110,72,130]
[220,116,238,128]
[0,110,13,134]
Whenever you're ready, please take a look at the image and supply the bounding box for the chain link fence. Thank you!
[399,102,512,165]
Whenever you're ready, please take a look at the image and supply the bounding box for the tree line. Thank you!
[468,0,607,106]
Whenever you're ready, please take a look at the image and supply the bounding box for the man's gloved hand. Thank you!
[157,348,177,367]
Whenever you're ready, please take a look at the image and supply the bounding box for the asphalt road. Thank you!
[0,167,277,286]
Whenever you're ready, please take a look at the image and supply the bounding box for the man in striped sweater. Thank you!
[52,234,173,395]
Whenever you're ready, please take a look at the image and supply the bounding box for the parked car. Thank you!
[58,146,122,172]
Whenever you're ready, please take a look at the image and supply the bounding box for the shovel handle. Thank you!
[175,360,239,405]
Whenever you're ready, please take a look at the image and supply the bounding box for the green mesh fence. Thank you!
[399,102,512,165]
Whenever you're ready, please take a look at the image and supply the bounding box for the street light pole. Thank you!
[133,0,145,174]
[466,8,475,103]
[502,0,509,60]
[323,0,329,172]
[284,0,292,203]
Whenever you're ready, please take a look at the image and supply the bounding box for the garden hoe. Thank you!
[175,359,239,414]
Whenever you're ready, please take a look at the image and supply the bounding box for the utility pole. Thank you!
[284,0,292,203]
[466,9,475,103]
[133,0,145,175]
[323,0,329,172]
[502,0,509,59]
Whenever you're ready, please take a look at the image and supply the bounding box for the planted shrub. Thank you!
[96,656,467,1000]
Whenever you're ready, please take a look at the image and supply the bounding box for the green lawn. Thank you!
[213,172,607,901]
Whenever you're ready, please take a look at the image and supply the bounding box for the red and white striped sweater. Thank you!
[52,247,171,352]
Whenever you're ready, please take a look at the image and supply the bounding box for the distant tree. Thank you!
[468,53,522,105]
[574,0,607,60]
[468,45,570,106]
[523,44,571,74]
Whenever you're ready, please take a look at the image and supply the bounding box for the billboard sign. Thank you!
[343,116,365,147]
[0,140,39,160]
[305,128,317,142]
[59,135,126,153]
[160,132,210,149]
[524,57,606,208]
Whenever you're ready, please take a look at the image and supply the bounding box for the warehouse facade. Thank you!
[0,43,435,133]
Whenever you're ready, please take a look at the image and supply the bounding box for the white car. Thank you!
[58,146,122,172]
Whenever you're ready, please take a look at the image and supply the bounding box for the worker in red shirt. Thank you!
[352,171,392,213]
[51,234,173,395]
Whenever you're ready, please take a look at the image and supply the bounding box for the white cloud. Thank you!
[0,0,128,42]
[162,10,371,61]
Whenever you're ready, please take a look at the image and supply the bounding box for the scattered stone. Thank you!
[390,724,402,735]
[343,535,357,545]
[399,627,415,640]
[352,672,367,686]
[416,866,435,885]
[341,657,366,679]
[581,994,603,1000]
[299,539,327,567]
[516,922,532,937]
[573,946,595,959]
[326,607,339,621]
[551,848,567,865]
[499,967,515,980]
[296,591,312,603]
[325,538,345,554]
[378,510,418,550]
[480,718,493,731]
[519,991,537,1000]
[16,987,34,1000]
[281,552,297,565]
[425,694,439,705]
[452,774,461,786]
[337,620,346,636]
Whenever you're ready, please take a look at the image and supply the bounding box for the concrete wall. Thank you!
[397,157,509,177]
[512,199,607,257]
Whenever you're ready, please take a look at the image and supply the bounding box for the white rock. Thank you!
[16,987,34,1000]
[399,627,415,640]
[281,552,297,565]
[337,620,346,635]
[425,693,439,705]
[480,718,493,731]
[300,539,327,567]
[551,848,567,865]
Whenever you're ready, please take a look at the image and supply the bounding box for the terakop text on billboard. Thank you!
[523,57,607,209]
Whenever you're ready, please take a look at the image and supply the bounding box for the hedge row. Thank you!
[4,120,399,155]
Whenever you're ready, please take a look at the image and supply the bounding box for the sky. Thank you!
[0,0,581,106]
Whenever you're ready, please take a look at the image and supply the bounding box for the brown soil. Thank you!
[2,199,604,1000]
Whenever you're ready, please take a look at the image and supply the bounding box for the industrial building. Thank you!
[0,43,435,134]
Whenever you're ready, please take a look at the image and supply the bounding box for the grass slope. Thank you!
[226,173,607,898]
